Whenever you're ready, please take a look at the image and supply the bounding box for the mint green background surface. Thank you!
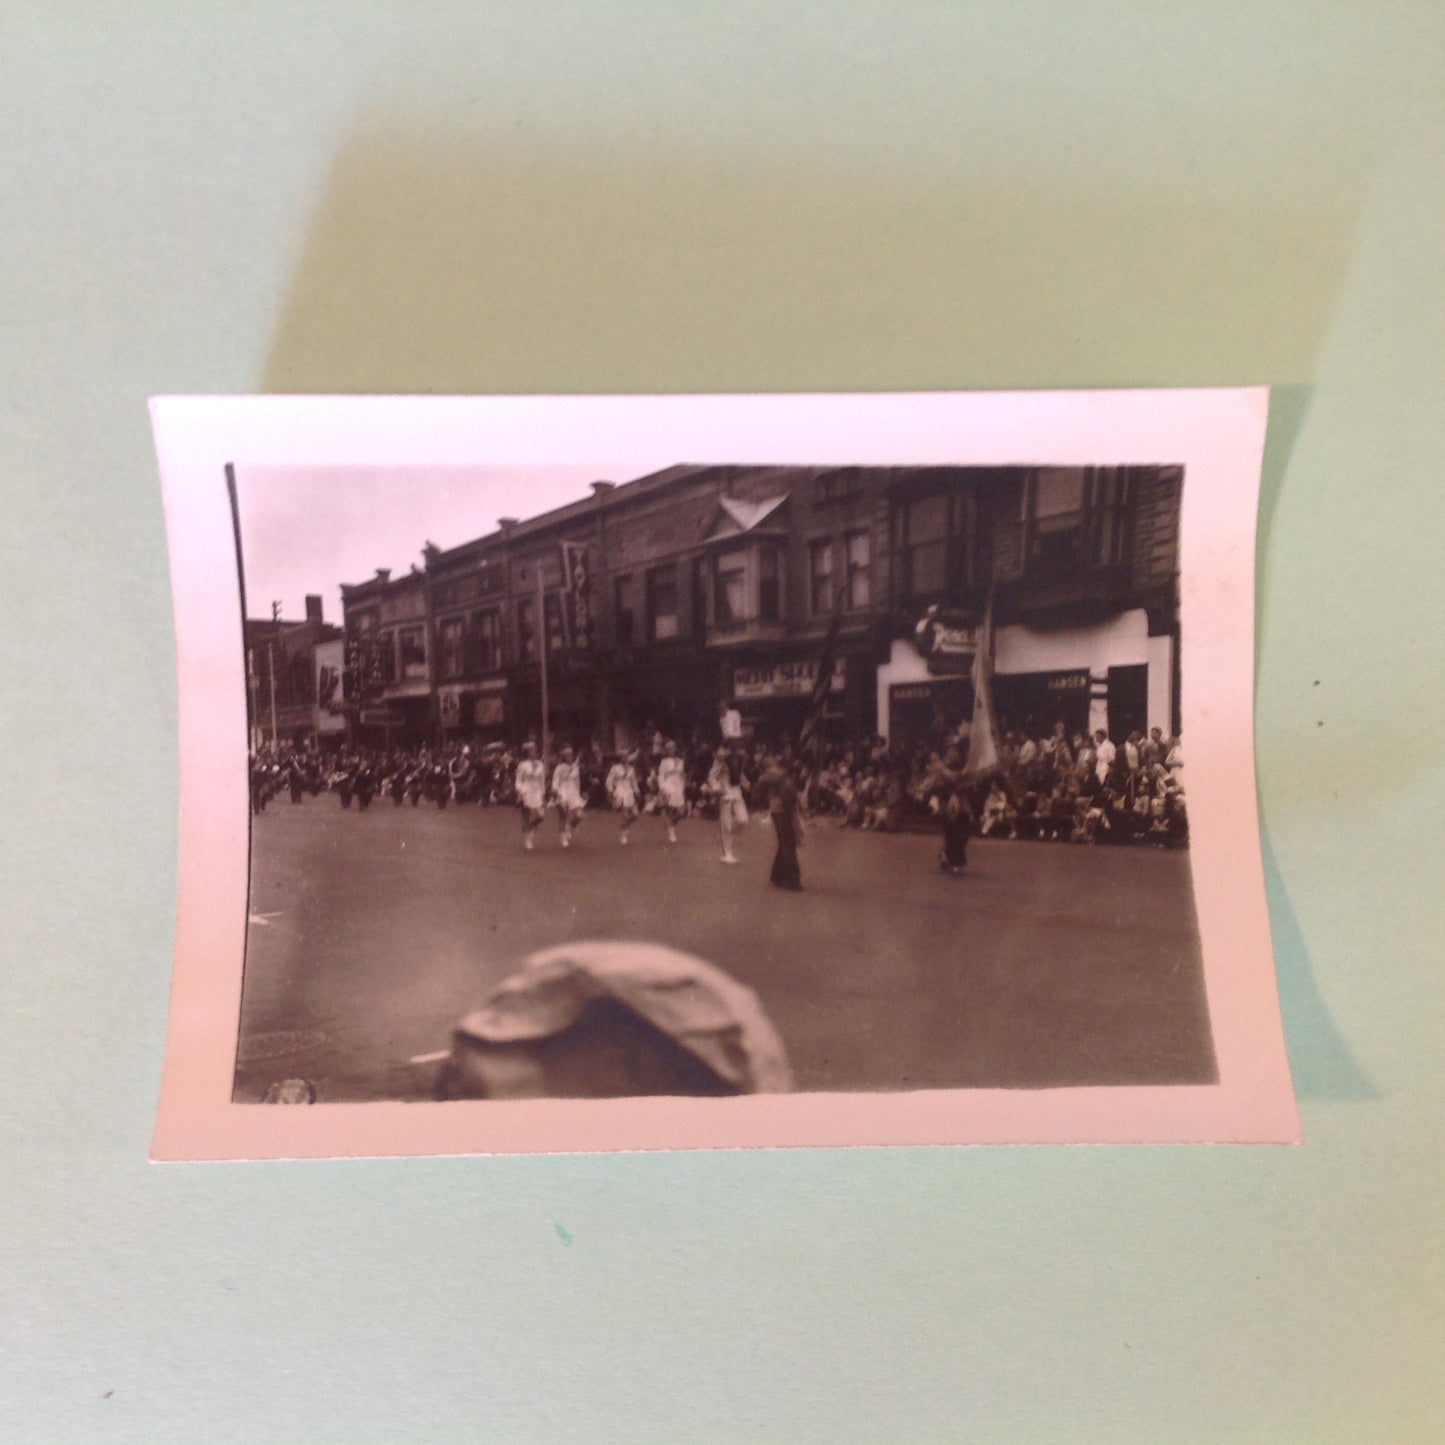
[4,6,1442,1442]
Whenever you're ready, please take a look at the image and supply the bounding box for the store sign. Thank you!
[733,658,846,700]
[914,606,979,675]
[1047,671,1090,692]
[914,607,978,653]
[560,539,593,651]
[473,696,505,727]
[437,686,463,727]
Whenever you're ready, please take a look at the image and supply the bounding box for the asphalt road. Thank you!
[236,793,1215,1101]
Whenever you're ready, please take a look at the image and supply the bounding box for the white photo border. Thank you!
[150,389,1298,1159]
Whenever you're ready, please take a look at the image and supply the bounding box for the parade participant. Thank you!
[514,741,547,850]
[933,748,973,875]
[707,743,749,864]
[656,738,687,845]
[605,751,641,844]
[551,745,585,848]
[757,749,805,891]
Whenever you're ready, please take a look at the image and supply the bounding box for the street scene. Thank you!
[234,457,1209,1101]
[237,790,1211,1101]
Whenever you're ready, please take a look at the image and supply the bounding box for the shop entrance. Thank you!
[888,679,973,752]
[993,670,1090,741]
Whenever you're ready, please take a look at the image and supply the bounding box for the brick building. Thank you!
[337,462,1183,752]
[243,595,344,749]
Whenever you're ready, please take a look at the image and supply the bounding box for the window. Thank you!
[900,492,949,599]
[378,630,397,685]
[516,598,537,663]
[647,566,679,641]
[759,546,781,621]
[1025,469,1086,572]
[466,609,502,673]
[439,617,466,680]
[715,553,747,626]
[398,626,427,681]
[613,574,636,646]
[809,539,835,615]
[845,529,871,609]
[1086,468,1131,567]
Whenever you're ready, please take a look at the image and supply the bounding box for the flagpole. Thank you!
[537,565,550,763]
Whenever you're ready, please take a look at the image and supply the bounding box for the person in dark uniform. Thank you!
[933,748,973,876]
[757,749,804,891]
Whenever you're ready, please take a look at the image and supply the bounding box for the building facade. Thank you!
[243,596,344,749]
[336,462,1183,752]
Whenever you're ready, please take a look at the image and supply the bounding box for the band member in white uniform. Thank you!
[655,739,687,845]
[605,751,641,844]
[551,745,585,848]
[707,745,749,863]
[514,741,547,850]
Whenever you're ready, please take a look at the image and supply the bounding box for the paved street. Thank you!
[236,795,1215,1101]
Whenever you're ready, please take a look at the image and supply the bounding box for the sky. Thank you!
[232,464,627,623]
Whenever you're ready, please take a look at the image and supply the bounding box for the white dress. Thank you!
[607,764,638,812]
[552,761,585,813]
[515,759,546,812]
[657,756,687,811]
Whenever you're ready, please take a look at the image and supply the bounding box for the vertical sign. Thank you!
[560,540,592,652]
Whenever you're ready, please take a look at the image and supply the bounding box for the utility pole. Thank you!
[268,600,281,748]
[536,567,550,762]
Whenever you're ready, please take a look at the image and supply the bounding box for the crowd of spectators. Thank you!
[249,717,1186,848]
[805,721,1188,848]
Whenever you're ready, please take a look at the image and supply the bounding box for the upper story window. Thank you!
[378,629,397,685]
[647,566,679,641]
[896,491,950,601]
[711,545,784,629]
[475,609,501,672]
[809,539,835,615]
[758,546,781,621]
[614,574,636,646]
[397,626,427,682]
[845,529,871,609]
[1022,467,1132,576]
[438,617,466,681]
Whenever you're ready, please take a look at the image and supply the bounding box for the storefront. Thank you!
[437,677,511,743]
[727,653,860,743]
[876,606,1174,746]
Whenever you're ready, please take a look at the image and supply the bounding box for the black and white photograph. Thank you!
[151,390,1296,1155]
[234,457,1208,1107]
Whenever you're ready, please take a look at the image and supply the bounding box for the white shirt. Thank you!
[515,758,546,809]
[552,761,584,807]
[657,755,686,806]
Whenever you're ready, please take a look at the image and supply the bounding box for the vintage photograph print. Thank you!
[152,392,1298,1156]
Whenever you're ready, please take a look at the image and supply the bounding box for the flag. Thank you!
[798,602,843,764]
[963,591,1000,777]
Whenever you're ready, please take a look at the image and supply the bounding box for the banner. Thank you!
[560,540,593,651]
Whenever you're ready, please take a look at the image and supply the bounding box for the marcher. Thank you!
[758,750,804,891]
[551,745,585,848]
[934,748,972,875]
[656,739,687,844]
[514,741,547,850]
[708,744,749,864]
[605,752,640,844]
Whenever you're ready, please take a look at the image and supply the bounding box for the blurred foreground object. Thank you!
[437,942,793,1100]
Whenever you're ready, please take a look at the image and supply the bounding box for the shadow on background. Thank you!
[1261,829,1376,1100]
[263,125,1367,393]
[261,122,1374,1103]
